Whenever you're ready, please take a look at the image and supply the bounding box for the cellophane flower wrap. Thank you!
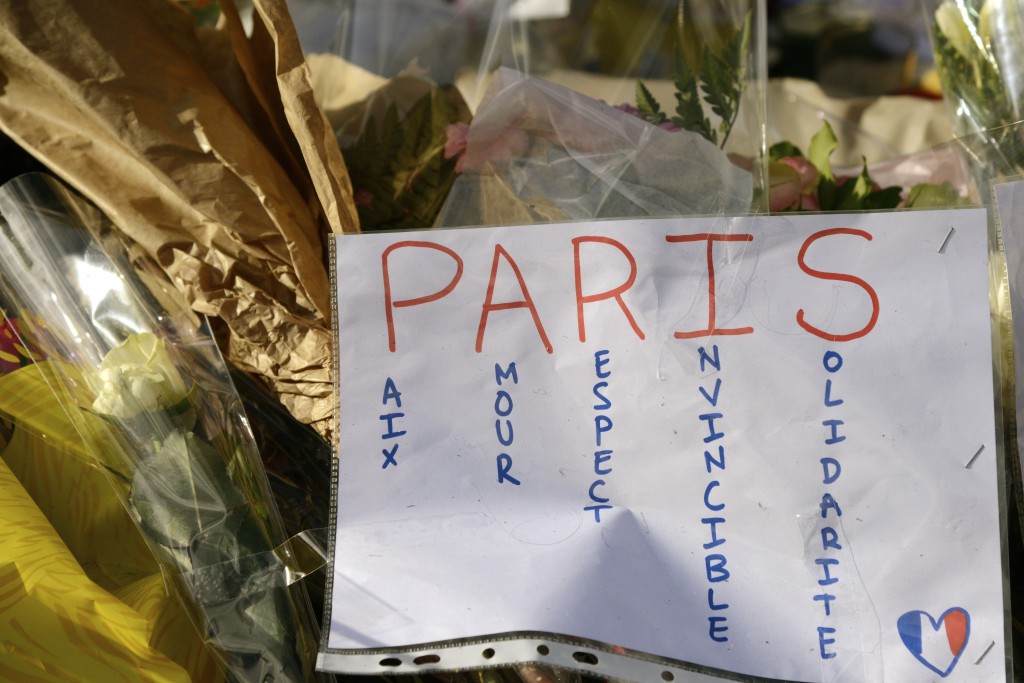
[0,174,325,682]
[924,0,1024,191]
[435,67,754,227]
[320,0,766,228]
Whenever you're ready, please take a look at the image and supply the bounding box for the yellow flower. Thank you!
[90,333,189,418]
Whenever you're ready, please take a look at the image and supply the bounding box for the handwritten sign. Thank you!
[319,211,1006,683]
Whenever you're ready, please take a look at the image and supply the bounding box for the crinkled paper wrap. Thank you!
[0,0,358,436]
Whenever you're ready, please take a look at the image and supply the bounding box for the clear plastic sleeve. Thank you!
[434,67,754,227]
[922,0,1024,194]
[316,0,767,230]
[0,173,326,682]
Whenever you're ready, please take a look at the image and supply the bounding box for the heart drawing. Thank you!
[897,607,970,678]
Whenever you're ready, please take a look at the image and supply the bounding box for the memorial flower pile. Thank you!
[0,0,1009,680]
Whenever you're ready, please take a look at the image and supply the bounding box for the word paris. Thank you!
[321,212,1006,683]
[382,228,879,355]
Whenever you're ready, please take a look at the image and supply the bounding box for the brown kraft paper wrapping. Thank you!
[0,0,359,437]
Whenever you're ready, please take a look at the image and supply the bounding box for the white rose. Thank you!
[90,333,189,418]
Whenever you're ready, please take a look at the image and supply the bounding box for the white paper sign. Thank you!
[319,211,1006,683]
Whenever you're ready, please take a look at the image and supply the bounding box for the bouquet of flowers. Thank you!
[0,174,325,682]
[925,0,1024,190]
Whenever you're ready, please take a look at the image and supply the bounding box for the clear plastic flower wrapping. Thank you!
[0,173,328,682]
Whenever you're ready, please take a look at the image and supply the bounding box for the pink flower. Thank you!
[450,126,530,174]
[769,177,802,212]
[770,156,820,211]
[801,191,821,211]
[780,156,818,189]
[444,122,469,162]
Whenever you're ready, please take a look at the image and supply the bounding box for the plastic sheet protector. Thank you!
[994,179,1024,511]
[319,210,1008,683]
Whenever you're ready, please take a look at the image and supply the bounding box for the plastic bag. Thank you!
[436,67,753,226]
[320,0,767,228]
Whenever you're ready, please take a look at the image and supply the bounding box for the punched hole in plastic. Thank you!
[662,672,675,681]
[482,648,495,659]
[413,654,440,665]
[378,657,402,667]
[536,644,550,656]
[572,651,598,665]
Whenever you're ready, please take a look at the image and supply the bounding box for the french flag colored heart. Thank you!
[897,607,970,678]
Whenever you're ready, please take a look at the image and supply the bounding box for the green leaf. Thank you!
[862,186,904,210]
[659,9,751,149]
[342,87,469,231]
[905,182,965,208]
[770,141,804,160]
[807,121,838,181]
[189,507,271,581]
[808,121,838,209]
[833,158,873,211]
[390,95,431,195]
[185,507,304,681]
[703,9,750,148]
[727,10,753,78]
[672,50,716,145]
[635,80,667,125]
[700,49,737,125]
[130,430,245,549]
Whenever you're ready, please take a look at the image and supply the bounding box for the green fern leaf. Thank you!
[636,80,667,125]
[342,85,470,231]
[699,49,737,125]
[672,51,716,144]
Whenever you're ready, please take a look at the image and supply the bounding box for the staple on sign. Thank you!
[974,640,995,665]
[938,227,955,253]
[964,444,984,469]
